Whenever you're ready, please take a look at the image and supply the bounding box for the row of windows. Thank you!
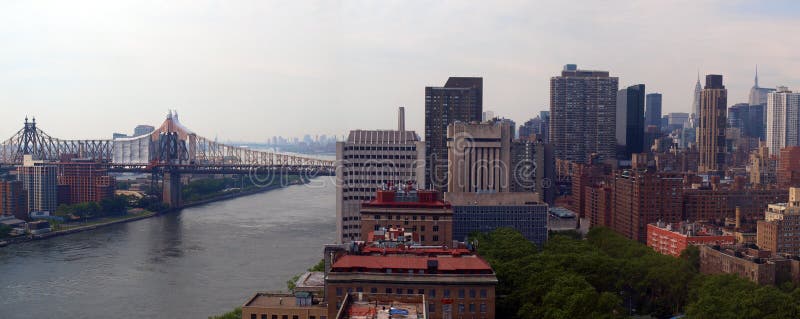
[373,215,441,221]
[344,155,417,167]
[344,146,417,151]
[335,287,488,299]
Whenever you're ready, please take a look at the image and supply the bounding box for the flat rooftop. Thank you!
[295,271,325,290]
[244,293,324,309]
[337,293,425,319]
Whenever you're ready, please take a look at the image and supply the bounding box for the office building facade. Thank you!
[645,93,663,130]
[616,84,646,158]
[335,108,425,242]
[447,192,548,246]
[446,121,512,193]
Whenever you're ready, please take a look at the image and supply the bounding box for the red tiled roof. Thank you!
[331,255,493,272]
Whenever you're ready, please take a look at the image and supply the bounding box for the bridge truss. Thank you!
[0,115,334,171]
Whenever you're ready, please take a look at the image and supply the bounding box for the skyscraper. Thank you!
[550,65,618,163]
[749,66,776,140]
[645,93,663,129]
[689,73,702,128]
[749,66,776,106]
[616,84,646,158]
[766,86,800,156]
[424,77,483,191]
[335,108,426,242]
[697,74,728,175]
[728,103,750,135]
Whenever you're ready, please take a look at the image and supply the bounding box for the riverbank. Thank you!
[0,178,310,247]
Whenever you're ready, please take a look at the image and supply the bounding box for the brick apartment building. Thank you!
[57,157,116,205]
[358,187,452,246]
[778,146,800,188]
[647,221,734,257]
[612,170,684,242]
[325,246,497,319]
[0,180,27,220]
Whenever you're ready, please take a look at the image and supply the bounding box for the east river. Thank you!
[0,177,336,319]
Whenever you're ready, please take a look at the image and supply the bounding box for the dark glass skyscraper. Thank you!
[424,77,483,191]
[616,84,646,158]
[645,93,663,129]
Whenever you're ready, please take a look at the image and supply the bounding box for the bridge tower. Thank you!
[162,169,182,208]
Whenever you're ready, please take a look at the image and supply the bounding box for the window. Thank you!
[272,316,278,319]
[371,287,378,293]
[444,289,451,298]
[357,287,363,292]
[293,316,299,319]
[282,316,288,319]
[418,289,425,295]
[429,289,436,298]
[386,288,393,294]
[407,289,414,294]
[480,289,487,298]
[421,226,426,231]
[261,315,267,319]
[458,289,465,299]
[433,235,439,241]
[469,303,476,313]
[458,304,465,313]
[480,303,487,313]
[310,317,316,319]
[428,303,436,313]
[433,225,439,232]
[251,315,256,319]
[336,287,343,296]
[375,215,381,220]
[469,289,476,298]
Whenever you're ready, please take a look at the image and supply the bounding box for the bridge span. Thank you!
[0,114,335,207]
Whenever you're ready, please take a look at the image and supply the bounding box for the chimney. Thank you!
[735,206,741,230]
[398,107,405,132]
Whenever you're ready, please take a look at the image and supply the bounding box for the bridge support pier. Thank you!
[163,171,182,208]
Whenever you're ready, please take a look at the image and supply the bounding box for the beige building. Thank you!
[335,107,425,243]
[749,142,777,186]
[757,188,800,256]
[446,121,512,193]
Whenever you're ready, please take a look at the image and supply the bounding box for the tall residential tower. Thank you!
[550,65,618,163]
[697,74,728,175]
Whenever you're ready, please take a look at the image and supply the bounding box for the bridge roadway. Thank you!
[106,163,336,176]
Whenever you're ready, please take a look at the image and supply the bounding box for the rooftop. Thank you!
[294,271,325,291]
[649,221,726,237]
[243,292,324,309]
[331,254,492,273]
[336,293,426,319]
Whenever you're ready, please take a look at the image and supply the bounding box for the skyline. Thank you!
[2,1,799,141]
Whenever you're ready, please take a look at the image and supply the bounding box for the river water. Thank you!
[0,177,336,319]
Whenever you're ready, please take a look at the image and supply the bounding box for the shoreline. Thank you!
[0,179,308,248]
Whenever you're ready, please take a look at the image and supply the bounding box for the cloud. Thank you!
[0,1,798,141]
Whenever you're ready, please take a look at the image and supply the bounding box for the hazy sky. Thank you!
[1,1,798,142]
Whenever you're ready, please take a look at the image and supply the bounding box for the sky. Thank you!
[1,1,798,142]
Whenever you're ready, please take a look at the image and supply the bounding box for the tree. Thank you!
[208,307,241,319]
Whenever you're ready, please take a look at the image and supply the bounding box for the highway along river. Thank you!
[0,177,336,319]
